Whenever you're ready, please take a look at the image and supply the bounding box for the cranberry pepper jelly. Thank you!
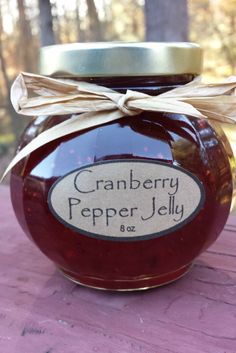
[10,43,233,290]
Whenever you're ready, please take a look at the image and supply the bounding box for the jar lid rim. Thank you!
[39,42,203,77]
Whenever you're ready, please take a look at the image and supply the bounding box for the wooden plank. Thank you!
[0,185,236,353]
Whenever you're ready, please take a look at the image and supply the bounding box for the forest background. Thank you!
[1,0,236,182]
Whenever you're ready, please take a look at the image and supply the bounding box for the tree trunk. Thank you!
[51,2,61,43]
[86,0,103,41]
[17,0,34,71]
[0,7,23,140]
[38,0,55,46]
[76,0,85,42]
[145,0,189,42]
[0,44,25,140]
[0,44,10,95]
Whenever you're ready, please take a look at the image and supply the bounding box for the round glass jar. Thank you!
[10,43,233,290]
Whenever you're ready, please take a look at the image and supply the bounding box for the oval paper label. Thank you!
[48,160,205,241]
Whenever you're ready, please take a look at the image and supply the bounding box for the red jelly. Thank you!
[10,43,233,290]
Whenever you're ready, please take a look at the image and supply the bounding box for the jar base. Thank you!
[57,263,192,291]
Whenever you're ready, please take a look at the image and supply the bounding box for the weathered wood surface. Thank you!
[0,184,235,353]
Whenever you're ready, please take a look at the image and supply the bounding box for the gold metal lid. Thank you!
[39,42,203,77]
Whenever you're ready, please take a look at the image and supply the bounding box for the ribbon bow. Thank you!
[2,72,236,180]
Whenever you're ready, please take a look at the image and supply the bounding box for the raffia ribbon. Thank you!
[2,71,236,180]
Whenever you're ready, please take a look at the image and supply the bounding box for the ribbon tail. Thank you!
[181,96,236,124]
[130,97,206,119]
[1,109,128,181]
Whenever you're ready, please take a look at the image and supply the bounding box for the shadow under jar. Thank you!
[10,43,233,290]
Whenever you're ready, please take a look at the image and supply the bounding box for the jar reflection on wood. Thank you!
[10,43,233,290]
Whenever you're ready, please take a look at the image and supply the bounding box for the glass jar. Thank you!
[10,43,233,290]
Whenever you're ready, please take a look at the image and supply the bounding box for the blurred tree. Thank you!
[61,3,72,42]
[17,0,34,71]
[145,0,188,41]
[107,0,144,41]
[38,0,55,46]
[0,6,10,103]
[51,2,61,43]
[189,0,236,79]
[76,0,85,42]
[209,0,236,75]
[0,4,21,138]
[86,0,103,41]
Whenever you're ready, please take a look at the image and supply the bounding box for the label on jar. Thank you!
[48,160,205,241]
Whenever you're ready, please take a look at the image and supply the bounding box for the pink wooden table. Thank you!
[0,184,236,353]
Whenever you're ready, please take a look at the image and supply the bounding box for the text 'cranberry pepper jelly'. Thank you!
[10,43,233,290]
